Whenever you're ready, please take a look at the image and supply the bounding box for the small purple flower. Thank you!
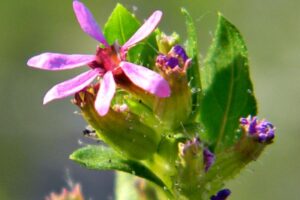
[156,45,191,71]
[27,0,170,116]
[203,148,215,172]
[172,45,189,62]
[240,115,275,143]
[210,189,231,200]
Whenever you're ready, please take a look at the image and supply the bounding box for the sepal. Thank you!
[154,45,192,130]
[175,137,216,199]
[156,32,180,54]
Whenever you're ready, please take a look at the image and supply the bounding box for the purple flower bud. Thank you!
[156,54,168,64]
[210,189,231,200]
[154,45,192,128]
[203,148,215,172]
[247,116,257,135]
[172,45,188,62]
[166,57,179,68]
[240,115,275,143]
[239,117,248,125]
[156,44,190,72]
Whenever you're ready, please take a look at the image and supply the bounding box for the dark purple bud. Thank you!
[203,148,215,172]
[240,115,275,143]
[248,116,257,135]
[156,54,179,69]
[172,45,188,62]
[166,57,179,68]
[257,121,273,133]
[267,129,275,140]
[156,54,168,64]
[210,189,231,200]
[155,45,190,72]
[239,117,248,125]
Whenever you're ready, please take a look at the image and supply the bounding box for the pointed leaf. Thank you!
[103,3,158,67]
[200,14,257,151]
[181,8,202,119]
[70,145,166,188]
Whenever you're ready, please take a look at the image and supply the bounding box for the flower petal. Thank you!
[73,0,109,47]
[121,10,162,51]
[27,53,95,70]
[43,69,100,104]
[120,61,170,97]
[95,71,116,116]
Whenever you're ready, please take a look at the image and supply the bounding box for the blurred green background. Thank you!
[0,0,299,199]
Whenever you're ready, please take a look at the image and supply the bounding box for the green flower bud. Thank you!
[124,97,162,133]
[73,87,161,160]
[154,45,192,130]
[156,32,180,54]
[175,138,209,199]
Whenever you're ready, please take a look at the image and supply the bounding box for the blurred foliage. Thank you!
[0,0,299,199]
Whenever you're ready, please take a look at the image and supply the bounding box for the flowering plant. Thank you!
[28,1,275,199]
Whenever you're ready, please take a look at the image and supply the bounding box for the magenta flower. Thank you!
[27,0,170,116]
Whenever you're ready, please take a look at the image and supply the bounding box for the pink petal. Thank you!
[27,53,95,71]
[120,61,170,97]
[121,11,162,51]
[73,0,109,47]
[43,69,100,104]
[95,71,116,116]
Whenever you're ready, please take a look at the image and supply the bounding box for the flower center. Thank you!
[88,43,122,74]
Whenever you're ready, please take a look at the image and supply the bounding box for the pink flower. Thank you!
[27,0,170,116]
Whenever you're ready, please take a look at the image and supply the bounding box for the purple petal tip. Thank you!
[203,148,215,172]
[210,189,231,200]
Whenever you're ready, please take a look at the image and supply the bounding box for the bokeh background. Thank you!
[0,0,299,199]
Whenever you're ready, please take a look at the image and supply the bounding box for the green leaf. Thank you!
[103,4,139,46]
[103,3,158,67]
[70,145,166,188]
[181,8,202,119]
[200,14,257,151]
